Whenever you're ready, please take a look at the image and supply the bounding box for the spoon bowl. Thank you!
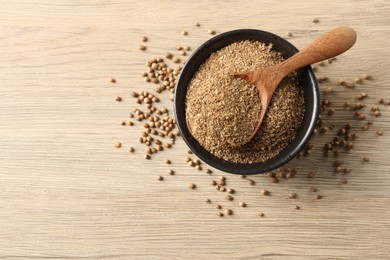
[233,27,357,146]
[174,29,321,174]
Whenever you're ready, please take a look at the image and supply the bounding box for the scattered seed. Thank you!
[165,159,171,164]
[225,195,234,201]
[208,29,216,35]
[247,179,255,185]
[181,30,188,36]
[239,202,247,207]
[141,36,148,42]
[312,17,319,23]
[110,78,116,83]
[217,212,224,217]
[144,154,151,160]
[286,31,293,37]
[115,96,122,102]
[206,169,213,174]
[195,22,200,27]
[362,73,371,80]
[168,170,175,175]
[196,165,202,171]
[295,205,300,210]
[128,147,135,153]
[216,204,222,209]
[258,212,264,217]
[225,209,233,215]
[115,142,122,148]
[205,198,211,203]
[261,189,270,196]
[188,183,196,189]
[289,193,298,199]
[188,161,195,167]
[139,45,147,51]
[315,195,322,200]
[362,156,369,162]
[376,129,383,136]
[157,175,163,181]
[210,180,217,186]
[227,188,235,194]
[165,52,173,59]
[173,57,180,63]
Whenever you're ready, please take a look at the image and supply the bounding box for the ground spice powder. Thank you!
[185,40,305,163]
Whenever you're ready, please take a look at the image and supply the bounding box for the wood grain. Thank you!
[1,0,389,259]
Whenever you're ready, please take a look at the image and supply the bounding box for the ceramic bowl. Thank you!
[174,29,320,174]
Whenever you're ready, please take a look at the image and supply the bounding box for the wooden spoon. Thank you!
[233,27,357,146]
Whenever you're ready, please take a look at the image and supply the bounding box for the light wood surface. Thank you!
[1,1,389,259]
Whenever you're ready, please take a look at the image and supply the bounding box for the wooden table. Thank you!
[1,1,389,259]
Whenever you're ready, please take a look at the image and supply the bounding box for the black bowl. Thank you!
[174,29,320,175]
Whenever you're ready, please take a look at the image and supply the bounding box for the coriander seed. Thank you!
[165,159,171,164]
[173,57,180,63]
[227,188,235,194]
[115,96,122,102]
[157,175,163,181]
[239,202,247,207]
[139,45,146,51]
[208,29,216,35]
[225,209,233,215]
[115,142,122,148]
[225,195,234,201]
[110,78,116,83]
[206,169,213,174]
[289,193,298,199]
[216,204,222,209]
[165,52,173,59]
[188,183,196,189]
[261,189,270,196]
[128,147,135,153]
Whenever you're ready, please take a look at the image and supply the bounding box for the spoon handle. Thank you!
[278,27,357,77]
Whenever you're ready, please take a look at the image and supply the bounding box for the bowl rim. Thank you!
[174,29,320,175]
